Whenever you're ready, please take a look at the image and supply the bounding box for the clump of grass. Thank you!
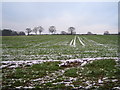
[69,59,120,89]
[53,83,66,89]
[31,61,62,71]
[14,61,61,79]
[64,68,78,77]
[82,59,119,78]
[3,61,62,88]
[45,82,53,87]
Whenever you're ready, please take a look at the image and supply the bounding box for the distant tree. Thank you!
[38,26,44,34]
[26,28,32,35]
[68,27,75,35]
[18,31,25,35]
[119,32,120,35]
[2,29,25,36]
[2,29,12,36]
[11,31,18,36]
[0,30,2,36]
[49,26,56,34]
[87,31,93,35]
[33,27,38,35]
[104,31,110,35]
[61,31,67,35]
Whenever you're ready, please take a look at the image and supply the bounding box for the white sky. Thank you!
[1,0,120,2]
[1,0,119,34]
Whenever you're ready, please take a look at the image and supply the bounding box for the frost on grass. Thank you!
[2,59,120,89]
[2,35,118,61]
[2,35,119,89]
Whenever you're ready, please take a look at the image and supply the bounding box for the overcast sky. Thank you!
[2,2,118,34]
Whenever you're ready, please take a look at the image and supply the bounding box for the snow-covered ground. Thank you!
[2,35,119,89]
[1,57,118,69]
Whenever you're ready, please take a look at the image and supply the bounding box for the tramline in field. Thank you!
[69,36,85,47]
[2,35,118,61]
[2,35,120,89]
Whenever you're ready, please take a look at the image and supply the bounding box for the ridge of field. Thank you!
[2,59,120,89]
[2,35,118,61]
[2,35,120,89]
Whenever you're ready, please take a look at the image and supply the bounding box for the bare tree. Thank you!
[33,27,38,35]
[119,32,120,35]
[18,31,25,35]
[26,28,32,35]
[68,27,75,35]
[104,31,110,35]
[61,31,67,35]
[38,26,44,34]
[87,31,92,35]
[49,26,56,34]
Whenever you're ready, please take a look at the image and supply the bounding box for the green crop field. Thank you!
[2,35,118,60]
[1,35,120,89]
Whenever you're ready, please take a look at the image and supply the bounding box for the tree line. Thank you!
[26,26,114,35]
[26,26,45,35]
[26,26,76,35]
[0,29,25,36]
[1,26,118,36]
